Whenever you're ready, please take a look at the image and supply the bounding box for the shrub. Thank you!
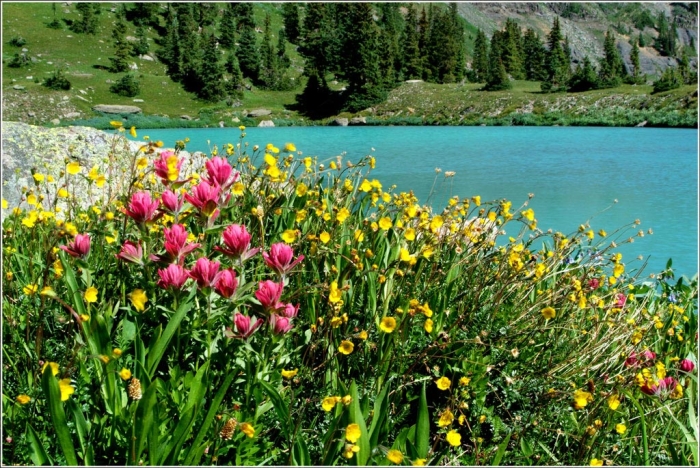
[653,66,683,93]
[8,36,26,47]
[109,73,140,97]
[42,69,71,90]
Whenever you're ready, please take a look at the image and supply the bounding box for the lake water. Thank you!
[134,126,698,278]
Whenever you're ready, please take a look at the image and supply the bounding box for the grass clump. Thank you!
[1,127,697,466]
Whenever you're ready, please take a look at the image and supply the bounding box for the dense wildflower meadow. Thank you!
[1,124,697,466]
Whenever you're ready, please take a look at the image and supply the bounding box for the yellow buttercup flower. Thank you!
[1,199,8,209]
[130,289,148,312]
[119,368,132,380]
[336,207,350,223]
[322,396,340,412]
[521,208,535,221]
[319,231,331,244]
[329,281,342,303]
[284,142,296,152]
[16,394,31,405]
[424,318,434,333]
[615,423,627,434]
[130,126,137,138]
[379,317,397,333]
[23,284,39,296]
[573,389,593,409]
[240,422,255,438]
[66,161,81,175]
[429,215,444,233]
[58,379,75,401]
[607,394,620,410]
[590,458,603,466]
[541,306,556,320]
[42,362,60,376]
[378,217,393,230]
[281,229,297,244]
[84,287,98,303]
[459,377,471,386]
[339,340,354,355]
[387,449,404,464]
[446,430,461,447]
[438,408,454,427]
[281,368,298,379]
[345,423,361,443]
[436,377,451,391]
[404,228,416,241]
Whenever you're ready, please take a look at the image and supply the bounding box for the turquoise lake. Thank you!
[134,126,699,279]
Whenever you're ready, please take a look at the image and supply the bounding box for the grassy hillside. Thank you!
[2,2,697,129]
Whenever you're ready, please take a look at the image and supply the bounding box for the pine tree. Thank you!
[629,35,641,82]
[484,38,511,91]
[655,12,677,57]
[568,56,599,91]
[542,16,569,92]
[235,6,260,82]
[277,29,291,71]
[298,3,334,88]
[225,49,245,99]
[131,25,149,57]
[652,65,682,93]
[598,29,626,88]
[282,3,301,44]
[157,7,181,79]
[377,3,404,86]
[109,15,131,73]
[338,3,385,111]
[74,2,98,34]
[259,13,280,89]
[522,28,547,81]
[131,2,159,27]
[219,3,236,50]
[198,34,226,102]
[502,18,524,80]
[472,29,489,83]
[195,3,216,27]
[401,5,422,80]
[449,3,467,82]
[175,3,203,91]
[418,6,430,80]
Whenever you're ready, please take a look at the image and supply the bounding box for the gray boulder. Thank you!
[349,116,367,125]
[332,118,349,126]
[247,109,272,117]
[258,120,275,127]
[92,104,142,114]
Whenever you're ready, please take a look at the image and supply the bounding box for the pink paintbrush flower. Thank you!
[123,191,160,225]
[153,151,184,185]
[262,243,304,277]
[225,313,263,340]
[184,181,221,218]
[214,269,238,298]
[160,189,184,215]
[270,313,293,335]
[204,156,240,192]
[60,233,91,258]
[214,224,260,261]
[280,303,299,318]
[255,280,284,313]
[157,264,190,290]
[188,257,221,290]
[115,240,143,265]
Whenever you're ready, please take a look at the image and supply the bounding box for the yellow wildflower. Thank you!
[84,287,98,304]
[345,423,361,443]
[541,306,556,320]
[378,217,393,230]
[446,430,461,447]
[240,422,255,438]
[379,317,397,333]
[119,368,132,380]
[281,368,298,380]
[16,394,31,405]
[66,161,81,175]
[387,449,404,464]
[42,362,59,376]
[438,409,455,427]
[339,340,354,355]
[58,379,75,401]
[281,229,297,244]
[130,289,148,312]
[436,377,451,391]
[573,389,593,409]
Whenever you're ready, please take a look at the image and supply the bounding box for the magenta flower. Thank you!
[679,359,696,373]
[225,312,263,340]
[188,257,221,290]
[280,303,299,318]
[115,240,143,265]
[163,224,200,262]
[60,233,91,258]
[123,191,160,225]
[588,278,600,290]
[270,313,292,335]
[625,350,656,368]
[615,293,627,308]
[262,243,305,277]
[214,269,238,298]
[214,224,260,261]
[157,264,190,290]
[160,189,184,215]
[640,376,677,396]
[255,280,284,313]
[204,156,240,192]
[153,151,184,185]
[184,181,221,218]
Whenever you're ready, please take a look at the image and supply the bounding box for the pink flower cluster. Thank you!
[60,233,91,259]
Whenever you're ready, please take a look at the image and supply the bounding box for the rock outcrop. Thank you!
[92,104,142,114]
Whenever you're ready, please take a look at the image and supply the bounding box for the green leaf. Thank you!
[491,431,512,466]
[132,379,158,465]
[146,299,192,376]
[26,423,52,466]
[292,436,311,466]
[368,380,390,449]
[520,437,534,457]
[66,399,92,465]
[259,380,290,438]
[349,381,370,465]
[59,251,86,316]
[415,382,430,459]
[184,371,236,465]
[41,367,78,466]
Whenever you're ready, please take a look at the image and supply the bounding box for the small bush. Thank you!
[42,69,71,90]
[109,73,140,97]
[8,36,26,47]
[6,53,25,68]
[653,66,683,93]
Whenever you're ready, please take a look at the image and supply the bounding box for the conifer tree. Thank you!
[225,49,245,99]
[377,3,404,86]
[541,16,569,92]
[522,28,547,81]
[109,14,131,73]
[131,2,159,27]
[157,7,181,79]
[131,25,149,57]
[568,56,599,91]
[175,3,203,91]
[74,3,98,34]
[259,13,280,89]
[219,3,236,50]
[450,3,467,82]
[418,7,430,80]
[234,4,260,82]
[655,12,677,57]
[298,2,335,88]
[472,29,489,83]
[277,29,291,71]
[598,29,626,88]
[629,35,642,83]
[502,19,524,79]
[282,3,301,44]
[401,5,422,80]
[484,35,511,91]
[199,34,226,102]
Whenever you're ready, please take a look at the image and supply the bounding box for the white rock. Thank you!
[258,120,275,127]
[25,76,33,80]
[133,99,144,102]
